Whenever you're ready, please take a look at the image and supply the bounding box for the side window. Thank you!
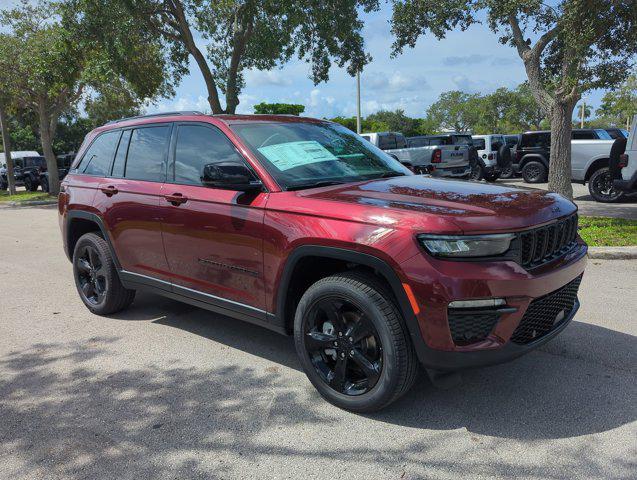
[173,124,248,186]
[81,131,121,176]
[378,135,396,150]
[111,130,132,177]
[124,126,171,182]
[572,131,593,140]
[395,134,408,149]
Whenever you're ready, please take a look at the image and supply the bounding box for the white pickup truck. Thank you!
[360,131,471,178]
[611,115,636,200]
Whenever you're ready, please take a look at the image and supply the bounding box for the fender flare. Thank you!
[65,210,121,269]
[275,245,426,360]
[519,154,548,169]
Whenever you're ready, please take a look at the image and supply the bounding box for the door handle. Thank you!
[165,193,188,206]
[100,185,118,196]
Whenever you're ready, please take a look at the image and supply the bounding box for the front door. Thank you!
[160,123,267,314]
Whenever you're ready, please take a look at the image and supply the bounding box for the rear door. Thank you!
[93,124,173,283]
[159,122,267,314]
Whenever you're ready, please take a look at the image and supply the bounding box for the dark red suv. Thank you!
[59,112,587,412]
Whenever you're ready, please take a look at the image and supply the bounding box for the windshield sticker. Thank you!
[258,141,337,171]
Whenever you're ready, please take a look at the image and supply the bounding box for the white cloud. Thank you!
[363,71,429,93]
[245,69,293,87]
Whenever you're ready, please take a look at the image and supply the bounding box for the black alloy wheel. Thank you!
[76,244,107,306]
[588,167,624,203]
[500,165,515,179]
[521,161,547,183]
[303,297,383,396]
[73,232,135,315]
[294,272,418,412]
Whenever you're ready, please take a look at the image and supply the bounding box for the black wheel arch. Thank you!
[65,211,120,269]
[275,245,425,360]
[519,154,549,169]
[584,158,609,182]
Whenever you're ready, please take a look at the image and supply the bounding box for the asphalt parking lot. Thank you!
[502,179,637,220]
[1,206,635,480]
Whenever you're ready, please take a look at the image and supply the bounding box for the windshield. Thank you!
[231,122,411,190]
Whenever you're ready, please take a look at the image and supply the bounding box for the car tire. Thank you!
[24,177,37,191]
[0,179,7,190]
[588,167,624,203]
[73,232,136,315]
[469,162,484,181]
[521,161,547,183]
[294,271,418,412]
[40,177,49,193]
[500,165,515,179]
[483,172,500,182]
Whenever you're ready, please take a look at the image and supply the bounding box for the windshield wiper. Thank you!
[368,171,406,179]
[286,180,346,191]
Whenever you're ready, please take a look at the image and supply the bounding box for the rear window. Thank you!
[572,130,595,140]
[521,132,550,147]
[407,137,428,147]
[378,134,396,150]
[594,129,612,140]
[452,135,473,145]
[24,157,46,168]
[124,126,171,182]
[472,138,486,150]
[79,131,121,176]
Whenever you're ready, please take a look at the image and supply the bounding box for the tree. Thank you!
[84,0,378,114]
[426,91,481,132]
[390,0,637,199]
[574,103,592,127]
[596,73,637,129]
[253,103,305,115]
[2,0,168,195]
[0,33,20,194]
[365,109,423,136]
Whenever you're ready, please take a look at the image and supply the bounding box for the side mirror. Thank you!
[201,162,263,192]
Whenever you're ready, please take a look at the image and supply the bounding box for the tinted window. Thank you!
[452,135,473,145]
[594,129,612,140]
[472,138,486,150]
[25,157,46,168]
[361,135,371,142]
[522,132,550,147]
[505,135,518,146]
[111,130,131,177]
[125,126,171,182]
[572,131,595,139]
[395,134,408,149]
[81,132,120,176]
[174,125,247,185]
[378,135,396,150]
[408,137,428,147]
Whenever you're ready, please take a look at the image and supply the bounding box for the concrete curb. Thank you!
[0,200,57,208]
[587,246,637,260]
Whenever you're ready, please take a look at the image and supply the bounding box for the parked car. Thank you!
[611,115,637,198]
[570,139,622,202]
[59,112,587,412]
[470,134,511,182]
[361,131,471,178]
[511,131,551,183]
[40,153,75,192]
[0,152,46,191]
[604,128,629,140]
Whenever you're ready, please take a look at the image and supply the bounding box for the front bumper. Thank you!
[399,241,587,371]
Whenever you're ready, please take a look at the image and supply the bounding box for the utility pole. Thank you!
[580,100,585,128]
[356,71,361,134]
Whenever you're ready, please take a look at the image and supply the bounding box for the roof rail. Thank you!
[106,111,205,125]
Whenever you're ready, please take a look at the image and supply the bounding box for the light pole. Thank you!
[356,71,361,134]
[580,98,587,128]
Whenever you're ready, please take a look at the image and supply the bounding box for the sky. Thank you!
[148,3,606,120]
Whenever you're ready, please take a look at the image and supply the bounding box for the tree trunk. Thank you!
[38,103,60,196]
[225,23,252,114]
[0,105,17,195]
[547,99,576,199]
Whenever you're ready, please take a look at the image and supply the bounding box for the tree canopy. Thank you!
[253,103,305,115]
[390,0,637,198]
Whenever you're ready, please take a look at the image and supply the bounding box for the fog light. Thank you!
[449,298,506,309]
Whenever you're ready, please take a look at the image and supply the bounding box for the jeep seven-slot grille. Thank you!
[519,214,578,268]
[510,275,582,345]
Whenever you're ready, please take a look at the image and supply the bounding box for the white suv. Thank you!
[470,134,507,182]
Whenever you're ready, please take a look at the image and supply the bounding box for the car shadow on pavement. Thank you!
[1,291,635,479]
[126,292,637,441]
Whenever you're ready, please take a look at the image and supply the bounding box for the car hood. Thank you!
[294,175,577,233]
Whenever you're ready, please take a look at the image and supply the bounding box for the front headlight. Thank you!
[417,233,515,258]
